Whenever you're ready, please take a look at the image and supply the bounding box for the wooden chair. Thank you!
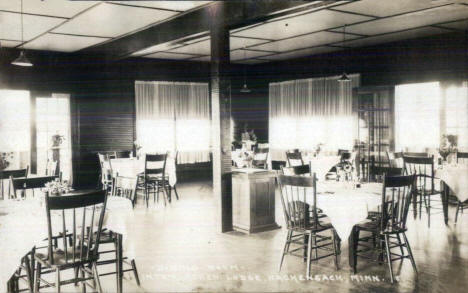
[252,147,269,169]
[351,174,417,283]
[0,167,28,199]
[98,153,113,193]
[114,151,132,159]
[454,151,468,223]
[137,153,168,207]
[10,175,58,199]
[403,155,442,227]
[34,190,108,293]
[92,179,140,286]
[277,174,340,278]
[113,174,138,207]
[286,150,304,167]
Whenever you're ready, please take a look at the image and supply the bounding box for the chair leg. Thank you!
[131,259,141,286]
[34,262,41,293]
[306,231,313,278]
[55,268,61,293]
[80,266,86,293]
[402,232,417,273]
[313,234,318,260]
[396,234,405,256]
[92,262,103,293]
[332,230,339,270]
[278,230,291,272]
[173,185,179,200]
[455,201,461,224]
[384,234,394,283]
[352,228,360,274]
[427,194,431,228]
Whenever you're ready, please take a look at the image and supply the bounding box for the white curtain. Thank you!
[395,82,441,152]
[135,81,210,164]
[444,82,468,151]
[269,74,360,160]
[0,90,30,170]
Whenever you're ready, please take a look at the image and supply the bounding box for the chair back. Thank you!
[98,153,113,183]
[278,174,320,231]
[380,175,416,232]
[112,174,137,205]
[402,155,435,193]
[282,163,311,176]
[271,160,286,172]
[115,150,131,158]
[0,167,28,180]
[44,190,107,265]
[456,151,468,164]
[286,150,304,167]
[10,175,58,197]
[145,153,167,177]
[252,148,269,169]
[45,160,58,176]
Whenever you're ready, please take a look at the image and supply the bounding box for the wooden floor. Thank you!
[37,181,468,292]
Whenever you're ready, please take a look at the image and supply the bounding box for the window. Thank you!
[36,94,72,181]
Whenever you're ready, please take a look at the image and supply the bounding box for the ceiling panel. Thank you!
[109,1,212,11]
[232,9,372,40]
[344,4,468,35]
[0,11,65,41]
[132,42,181,56]
[0,0,98,18]
[0,39,22,48]
[343,26,452,48]
[250,31,357,52]
[170,39,210,55]
[23,33,110,52]
[230,49,274,61]
[260,46,339,61]
[333,0,445,17]
[230,36,269,50]
[143,52,198,60]
[52,3,178,38]
[436,18,468,30]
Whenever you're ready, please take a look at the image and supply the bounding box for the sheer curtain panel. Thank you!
[135,81,210,164]
[269,74,360,160]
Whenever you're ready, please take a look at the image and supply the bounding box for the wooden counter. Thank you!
[232,168,280,233]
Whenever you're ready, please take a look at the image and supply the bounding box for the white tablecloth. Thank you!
[436,166,468,202]
[111,157,177,186]
[307,182,382,240]
[0,196,134,292]
[307,155,341,181]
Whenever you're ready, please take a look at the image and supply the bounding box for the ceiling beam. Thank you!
[81,0,333,60]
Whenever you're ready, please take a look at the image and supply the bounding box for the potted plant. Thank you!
[439,134,457,162]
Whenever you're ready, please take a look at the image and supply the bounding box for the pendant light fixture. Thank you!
[338,24,350,83]
[12,0,33,67]
[240,47,251,93]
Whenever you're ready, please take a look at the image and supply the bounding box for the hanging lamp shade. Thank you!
[12,51,33,67]
[240,83,251,93]
[12,0,33,67]
[338,72,351,83]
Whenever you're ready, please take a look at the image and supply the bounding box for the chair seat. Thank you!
[296,219,334,233]
[355,220,380,232]
[35,246,96,268]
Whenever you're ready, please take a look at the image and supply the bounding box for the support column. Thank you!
[210,3,232,233]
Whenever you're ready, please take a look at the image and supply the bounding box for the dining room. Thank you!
[1,0,468,292]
